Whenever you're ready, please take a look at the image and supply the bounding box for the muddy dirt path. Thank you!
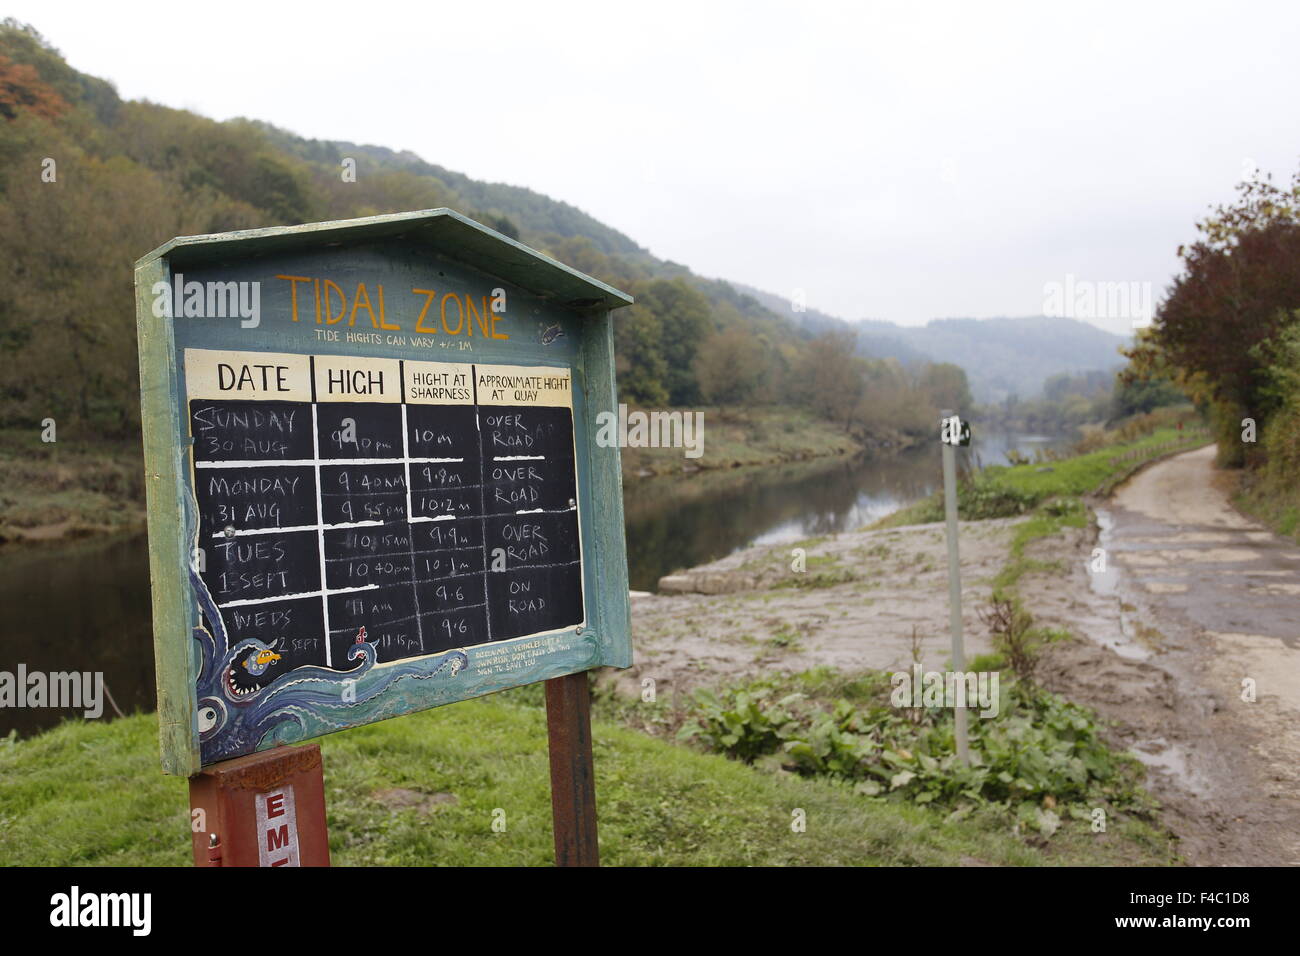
[624,443,1299,864]
[1074,445,1300,865]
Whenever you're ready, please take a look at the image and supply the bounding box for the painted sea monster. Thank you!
[224,640,281,701]
[191,567,468,764]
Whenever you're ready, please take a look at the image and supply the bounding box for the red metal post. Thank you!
[188,743,330,867]
[545,671,600,866]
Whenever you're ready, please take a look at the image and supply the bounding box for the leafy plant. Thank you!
[676,683,806,762]
[676,670,1154,839]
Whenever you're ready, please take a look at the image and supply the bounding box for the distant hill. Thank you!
[255,123,654,260]
[260,126,1129,405]
[731,284,1127,402]
[895,316,1129,403]
[0,18,1126,440]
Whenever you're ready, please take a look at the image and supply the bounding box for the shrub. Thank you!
[677,684,805,762]
[958,479,1040,519]
[677,672,1153,834]
[978,596,1040,685]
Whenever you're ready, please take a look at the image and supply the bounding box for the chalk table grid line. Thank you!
[189,354,582,673]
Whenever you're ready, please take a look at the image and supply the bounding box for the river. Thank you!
[0,429,1070,736]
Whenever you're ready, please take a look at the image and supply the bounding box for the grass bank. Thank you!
[0,407,870,545]
[0,428,144,544]
[871,422,1211,531]
[618,405,875,477]
[1231,414,1300,539]
[0,679,1176,866]
[1234,477,1300,539]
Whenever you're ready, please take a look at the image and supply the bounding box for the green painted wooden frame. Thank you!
[134,209,633,775]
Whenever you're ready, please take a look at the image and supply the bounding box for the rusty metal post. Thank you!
[545,671,600,866]
[188,743,330,867]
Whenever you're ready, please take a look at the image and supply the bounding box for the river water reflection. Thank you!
[623,429,1070,589]
[0,429,1070,735]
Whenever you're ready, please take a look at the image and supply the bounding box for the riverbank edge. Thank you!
[615,405,915,478]
[623,434,1223,860]
[2,431,1194,865]
[0,407,914,550]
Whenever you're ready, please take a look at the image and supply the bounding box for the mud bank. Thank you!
[624,445,1300,865]
[624,517,1022,696]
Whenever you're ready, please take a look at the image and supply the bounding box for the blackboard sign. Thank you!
[135,210,633,773]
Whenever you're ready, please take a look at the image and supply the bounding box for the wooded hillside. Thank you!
[0,19,975,446]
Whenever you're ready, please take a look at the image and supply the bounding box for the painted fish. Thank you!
[540,324,565,345]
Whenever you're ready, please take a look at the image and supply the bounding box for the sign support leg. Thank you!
[545,671,600,866]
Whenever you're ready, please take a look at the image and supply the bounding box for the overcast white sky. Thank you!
[13,1,1300,333]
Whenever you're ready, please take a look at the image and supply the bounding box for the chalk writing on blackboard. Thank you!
[184,349,583,678]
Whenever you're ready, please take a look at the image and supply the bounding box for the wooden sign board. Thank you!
[134,209,634,775]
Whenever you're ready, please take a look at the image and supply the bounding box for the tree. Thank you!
[794,331,866,430]
[613,304,669,406]
[917,362,973,412]
[0,131,244,433]
[634,279,712,405]
[693,325,770,404]
[1110,373,1185,420]
[0,55,67,120]
[1126,170,1300,422]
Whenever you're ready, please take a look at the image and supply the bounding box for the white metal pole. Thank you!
[941,409,970,764]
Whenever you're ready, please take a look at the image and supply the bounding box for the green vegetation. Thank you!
[1113,158,1300,535]
[674,670,1172,852]
[0,682,1171,867]
[0,428,143,541]
[618,405,861,477]
[765,626,804,651]
[991,512,1083,593]
[1231,310,1300,535]
[0,20,972,454]
[872,414,1208,529]
[1237,472,1300,538]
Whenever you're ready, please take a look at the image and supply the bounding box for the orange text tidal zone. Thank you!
[275,275,510,339]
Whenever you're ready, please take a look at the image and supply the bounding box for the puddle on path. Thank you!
[1090,508,1151,661]
[1129,736,1209,794]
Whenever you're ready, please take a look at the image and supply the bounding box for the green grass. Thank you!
[992,510,1087,592]
[872,427,1211,529]
[0,684,1175,866]
[619,406,861,477]
[1235,471,1300,543]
